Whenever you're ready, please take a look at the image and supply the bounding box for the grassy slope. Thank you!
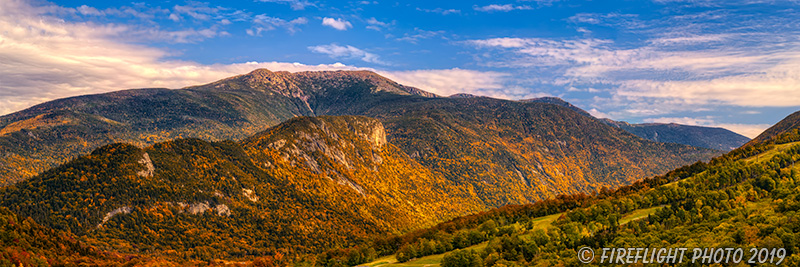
[359,206,664,267]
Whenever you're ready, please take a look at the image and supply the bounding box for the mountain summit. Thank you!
[1,69,715,193]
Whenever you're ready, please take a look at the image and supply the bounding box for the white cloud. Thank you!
[321,17,352,31]
[648,34,732,46]
[0,0,350,115]
[474,4,533,12]
[468,36,800,108]
[713,124,770,139]
[34,2,227,44]
[381,69,510,97]
[76,5,103,16]
[308,44,386,65]
[588,108,612,119]
[643,116,716,125]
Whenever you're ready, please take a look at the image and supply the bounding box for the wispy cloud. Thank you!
[308,44,386,65]
[397,28,446,43]
[519,0,563,7]
[416,7,461,15]
[382,69,512,97]
[171,2,224,21]
[321,17,352,30]
[467,34,800,108]
[366,17,393,31]
[648,34,733,46]
[568,13,644,29]
[47,2,168,20]
[36,2,236,43]
[474,4,533,12]
[248,15,308,35]
[256,0,316,10]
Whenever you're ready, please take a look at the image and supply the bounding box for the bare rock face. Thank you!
[349,118,387,148]
[137,152,155,178]
[243,116,391,198]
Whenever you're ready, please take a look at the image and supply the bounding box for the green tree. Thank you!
[442,249,483,267]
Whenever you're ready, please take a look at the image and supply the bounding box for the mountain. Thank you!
[747,110,800,145]
[0,69,716,189]
[328,109,800,267]
[519,97,591,116]
[0,69,431,185]
[0,115,485,259]
[348,96,715,205]
[0,68,727,261]
[520,96,750,151]
[601,119,750,151]
[0,109,714,259]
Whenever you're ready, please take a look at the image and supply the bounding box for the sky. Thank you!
[1,0,799,138]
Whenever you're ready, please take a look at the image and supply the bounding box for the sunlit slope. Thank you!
[324,110,800,266]
[0,116,483,260]
[351,97,717,206]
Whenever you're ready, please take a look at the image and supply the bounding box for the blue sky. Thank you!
[1,0,799,137]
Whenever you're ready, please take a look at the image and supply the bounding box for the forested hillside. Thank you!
[354,96,715,205]
[0,116,486,260]
[325,110,800,266]
[602,120,750,151]
[0,207,175,266]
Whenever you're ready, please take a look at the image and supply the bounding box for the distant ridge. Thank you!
[517,96,749,151]
[601,119,750,151]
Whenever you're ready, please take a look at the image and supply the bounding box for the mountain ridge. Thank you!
[747,110,800,145]
[1,69,717,187]
[517,96,750,151]
[601,118,750,151]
